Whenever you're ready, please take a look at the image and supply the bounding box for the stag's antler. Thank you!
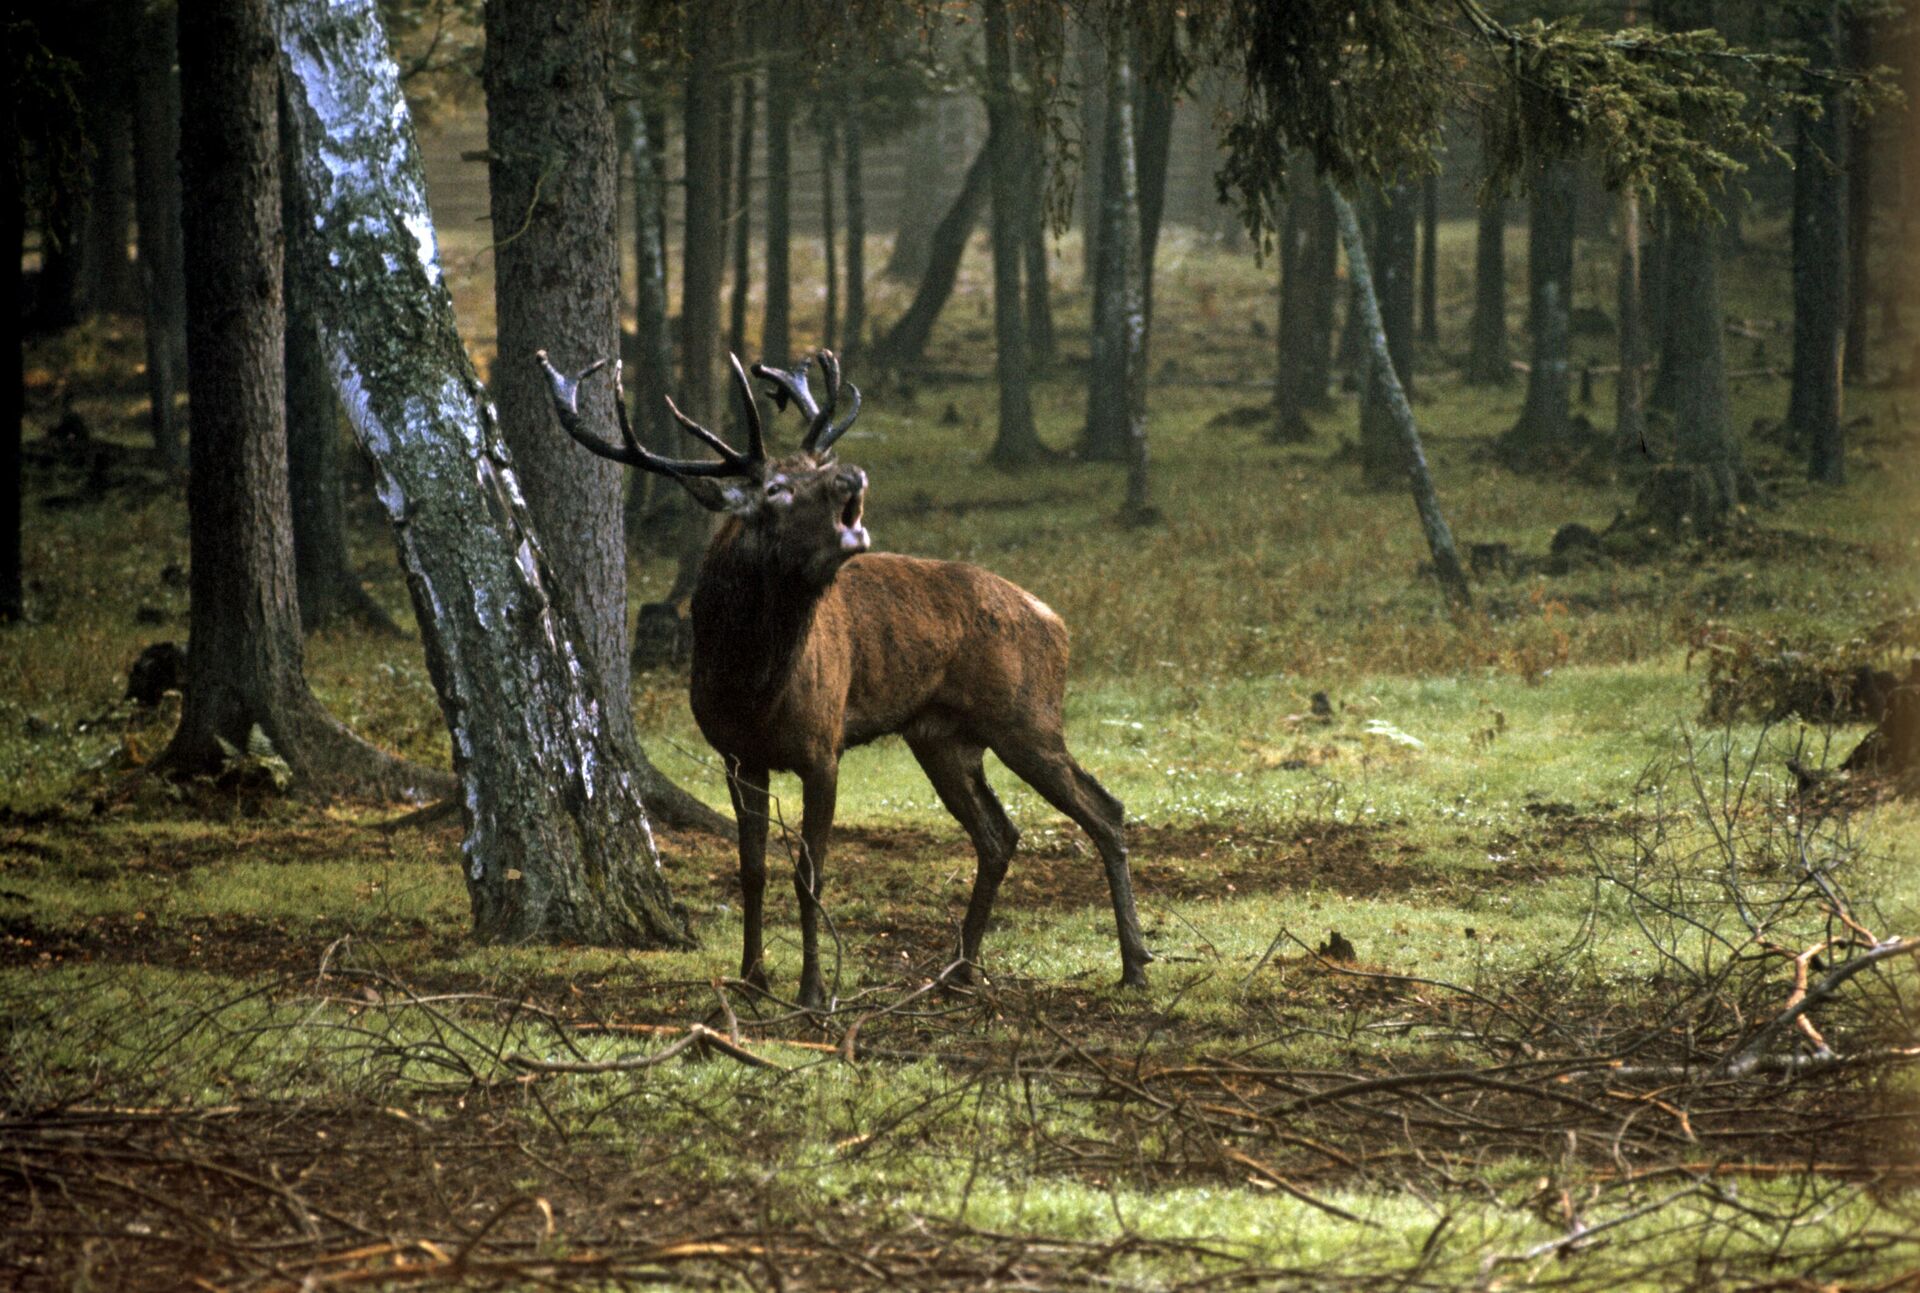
[752,350,862,455]
[538,350,765,477]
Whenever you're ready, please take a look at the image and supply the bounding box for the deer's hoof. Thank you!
[1118,965,1150,990]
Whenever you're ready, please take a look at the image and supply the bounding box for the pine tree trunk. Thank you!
[1361,181,1416,489]
[728,67,756,360]
[869,145,990,371]
[820,114,838,351]
[762,47,794,368]
[1502,160,1575,459]
[1020,150,1054,370]
[1788,0,1847,484]
[1464,195,1508,384]
[485,0,637,746]
[164,0,432,801]
[1843,12,1873,382]
[1134,71,1173,328]
[1083,28,1149,483]
[2,92,21,623]
[622,102,673,550]
[1418,171,1439,343]
[1297,188,1338,408]
[131,1,187,469]
[281,0,711,941]
[1615,190,1648,457]
[1076,19,1106,286]
[80,23,142,320]
[843,88,866,362]
[1329,186,1470,609]
[982,0,1045,467]
[1649,214,1751,522]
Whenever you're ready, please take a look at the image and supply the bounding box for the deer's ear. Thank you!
[675,475,757,515]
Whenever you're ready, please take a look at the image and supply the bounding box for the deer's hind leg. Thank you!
[907,732,1020,983]
[991,737,1152,989]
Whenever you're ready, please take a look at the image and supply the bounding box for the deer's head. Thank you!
[538,349,871,586]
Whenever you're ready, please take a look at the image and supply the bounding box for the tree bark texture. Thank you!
[982,0,1044,467]
[1650,214,1751,518]
[1361,181,1416,489]
[1615,190,1648,457]
[1843,12,1874,381]
[1464,195,1508,384]
[1788,0,1847,484]
[842,88,866,362]
[728,68,756,359]
[485,0,636,744]
[1328,186,1470,609]
[1503,160,1576,459]
[81,89,141,316]
[280,0,707,943]
[1083,32,1150,508]
[762,47,795,368]
[622,102,674,549]
[164,0,425,801]
[869,145,990,371]
[1418,172,1439,343]
[1018,112,1054,370]
[131,0,188,469]
[1135,72,1173,327]
[1274,186,1337,443]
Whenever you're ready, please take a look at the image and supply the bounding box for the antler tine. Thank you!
[811,382,862,454]
[536,350,754,479]
[751,358,822,424]
[800,350,843,452]
[728,353,766,462]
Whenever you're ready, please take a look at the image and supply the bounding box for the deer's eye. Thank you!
[763,479,791,504]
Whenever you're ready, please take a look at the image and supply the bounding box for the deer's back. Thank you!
[829,554,1070,751]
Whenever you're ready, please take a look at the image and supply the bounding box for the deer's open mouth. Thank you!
[837,488,870,554]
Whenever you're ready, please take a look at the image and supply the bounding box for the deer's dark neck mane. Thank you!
[688,521,831,729]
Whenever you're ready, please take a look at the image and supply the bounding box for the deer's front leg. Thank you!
[794,763,838,1011]
[727,763,771,990]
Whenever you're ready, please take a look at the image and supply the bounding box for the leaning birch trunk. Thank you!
[1328,185,1472,610]
[278,0,694,949]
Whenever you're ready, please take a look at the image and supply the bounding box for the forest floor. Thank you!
[4,208,1920,1289]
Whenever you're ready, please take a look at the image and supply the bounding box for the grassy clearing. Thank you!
[5,202,1919,1287]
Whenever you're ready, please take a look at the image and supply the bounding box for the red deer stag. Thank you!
[536,348,1151,1008]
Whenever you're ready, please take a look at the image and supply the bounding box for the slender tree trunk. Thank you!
[1272,195,1312,443]
[1134,70,1173,328]
[623,102,673,550]
[1016,30,1054,374]
[2,93,21,623]
[1273,185,1341,440]
[982,0,1044,467]
[869,144,991,371]
[820,114,838,351]
[82,100,141,316]
[842,92,866,362]
[1788,0,1847,484]
[1083,28,1149,488]
[1418,171,1439,343]
[762,48,794,368]
[1615,190,1648,457]
[1843,12,1874,382]
[1464,195,1508,383]
[1329,186,1470,609]
[1361,180,1416,489]
[728,67,756,360]
[1076,18,1106,286]
[1501,159,1575,459]
[131,1,188,469]
[163,0,429,800]
[486,0,637,745]
[283,0,715,942]
[32,148,86,334]
[1334,201,1372,381]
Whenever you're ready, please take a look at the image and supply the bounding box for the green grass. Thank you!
[5,209,1918,1288]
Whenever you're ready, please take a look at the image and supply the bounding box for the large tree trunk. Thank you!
[485,0,634,740]
[1464,195,1509,384]
[727,67,756,360]
[868,144,990,371]
[130,1,188,469]
[762,44,794,368]
[1788,0,1847,484]
[1329,186,1470,609]
[1648,214,1752,522]
[162,0,429,801]
[982,0,1045,467]
[1501,159,1576,459]
[1272,186,1336,443]
[621,102,674,552]
[1082,29,1150,498]
[1361,180,1416,489]
[281,0,708,942]
[1418,171,1439,343]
